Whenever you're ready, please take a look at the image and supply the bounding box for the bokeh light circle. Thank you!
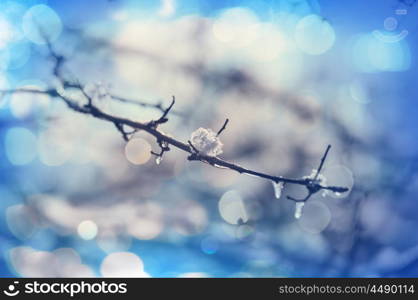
[212,7,259,47]
[101,252,146,277]
[383,17,397,31]
[5,127,37,165]
[218,190,248,225]
[128,218,163,240]
[124,138,152,165]
[294,14,335,55]
[352,33,410,72]
[22,5,62,44]
[77,220,98,240]
[298,201,331,234]
[322,164,354,198]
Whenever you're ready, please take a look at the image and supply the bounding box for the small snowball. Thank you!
[190,127,223,157]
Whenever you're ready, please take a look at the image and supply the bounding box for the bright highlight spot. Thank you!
[322,164,354,198]
[101,252,147,277]
[158,0,176,17]
[128,218,163,240]
[294,14,335,55]
[298,201,331,234]
[124,138,152,165]
[77,220,98,240]
[22,5,62,44]
[352,33,410,72]
[5,127,37,165]
[212,7,259,47]
[218,190,248,225]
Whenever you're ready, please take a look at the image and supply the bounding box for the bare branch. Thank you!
[0,86,348,198]
[147,96,176,128]
[0,32,349,206]
[110,94,182,116]
[314,144,331,180]
[217,118,229,136]
[286,144,338,203]
[188,140,199,153]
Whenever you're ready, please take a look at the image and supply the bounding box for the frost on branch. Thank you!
[84,81,112,103]
[272,181,284,199]
[294,202,305,219]
[304,169,328,197]
[190,128,223,156]
[304,169,327,183]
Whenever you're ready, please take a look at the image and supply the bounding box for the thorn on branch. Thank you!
[217,118,229,137]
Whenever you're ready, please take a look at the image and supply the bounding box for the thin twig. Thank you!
[0,32,349,203]
[287,144,337,202]
[217,118,229,136]
[314,144,331,180]
[62,81,181,116]
[0,87,348,197]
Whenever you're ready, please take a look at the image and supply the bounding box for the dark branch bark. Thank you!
[217,118,229,136]
[0,86,348,200]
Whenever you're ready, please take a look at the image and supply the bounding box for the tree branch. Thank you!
[0,86,348,199]
[287,144,342,202]
[217,118,229,136]
[0,32,349,205]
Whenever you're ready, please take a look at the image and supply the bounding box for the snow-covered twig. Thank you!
[0,34,349,206]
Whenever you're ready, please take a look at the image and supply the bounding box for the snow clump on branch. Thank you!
[190,127,223,157]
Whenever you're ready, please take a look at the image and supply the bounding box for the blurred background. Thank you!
[0,0,417,277]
